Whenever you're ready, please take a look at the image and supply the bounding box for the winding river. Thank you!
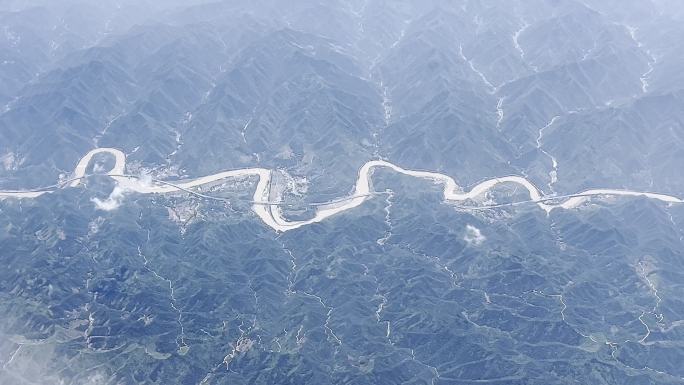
[1,148,682,232]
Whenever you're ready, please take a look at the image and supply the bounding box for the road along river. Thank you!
[1,148,682,232]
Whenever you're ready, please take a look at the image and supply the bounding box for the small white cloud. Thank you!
[91,186,128,211]
[137,172,153,187]
[92,163,106,173]
[464,224,486,246]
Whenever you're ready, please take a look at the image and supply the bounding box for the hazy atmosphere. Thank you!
[1,1,684,384]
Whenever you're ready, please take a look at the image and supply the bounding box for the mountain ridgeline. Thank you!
[1,1,684,385]
[1,0,684,195]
